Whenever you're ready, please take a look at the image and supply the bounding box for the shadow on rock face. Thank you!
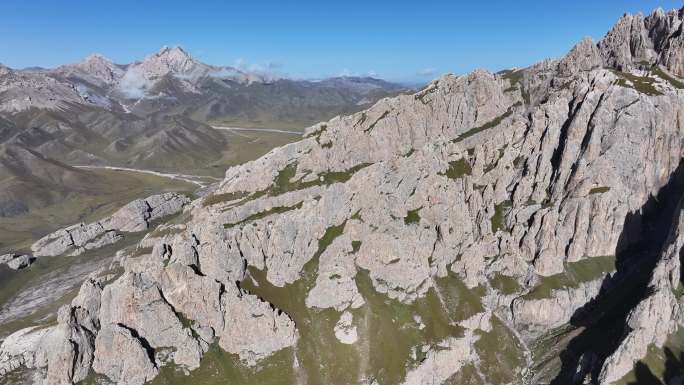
[629,362,665,385]
[680,247,684,288]
[663,348,684,385]
[622,348,684,385]
[550,160,684,385]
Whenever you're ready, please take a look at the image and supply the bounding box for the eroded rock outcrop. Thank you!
[31,192,189,257]
[92,324,159,385]
[218,283,299,365]
[1,245,298,385]
[0,286,98,385]
[511,278,605,335]
[333,311,358,344]
[399,332,479,385]
[0,254,34,270]
[97,272,204,370]
[598,8,684,76]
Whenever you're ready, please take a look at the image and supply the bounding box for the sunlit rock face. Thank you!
[2,6,684,385]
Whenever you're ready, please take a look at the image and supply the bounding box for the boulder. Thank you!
[0,254,34,270]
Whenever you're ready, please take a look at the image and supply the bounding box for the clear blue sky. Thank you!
[1,1,682,82]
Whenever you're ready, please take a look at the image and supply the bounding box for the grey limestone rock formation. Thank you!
[0,254,34,270]
[0,297,96,384]
[598,8,684,76]
[333,311,358,344]
[92,324,159,385]
[2,6,684,385]
[30,192,190,258]
[399,332,479,385]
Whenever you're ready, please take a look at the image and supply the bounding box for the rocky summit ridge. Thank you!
[2,6,684,385]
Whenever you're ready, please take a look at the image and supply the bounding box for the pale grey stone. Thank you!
[217,282,298,366]
[0,254,34,270]
[92,324,158,385]
[4,8,684,384]
[31,193,189,257]
[399,332,479,385]
[333,311,358,344]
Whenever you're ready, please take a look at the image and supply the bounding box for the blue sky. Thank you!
[1,1,682,82]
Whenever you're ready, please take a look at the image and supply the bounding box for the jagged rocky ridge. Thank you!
[30,192,190,258]
[1,6,684,385]
[0,192,189,270]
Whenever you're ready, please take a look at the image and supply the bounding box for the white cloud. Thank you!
[233,57,248,69]
[208,68,245,78]
[232,58,286,82]
[338,68,355,77]
[337,69,379,78]
[417,67,437,77]
[117,68,151,99]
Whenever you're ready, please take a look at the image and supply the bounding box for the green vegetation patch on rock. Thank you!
[474,315,527,385]
[404,208,422,225]
[239,221,359,385]
[147,343,296,385]
[351,240,362,254]
[454,110,514,142]
[206,162,372,208]
[350,210,363,222]
[224,202,304,229]
[314,221,347,260]
[651,66,684,90]
[589,186,611,195]
[523,255,616,300]
[269,162,373,197]
[202,191,250,207]
[614,326,684,385]
[353,270,473,385]
[148,225,184,239]
[304,124,328,144]
[440,159,472,180]
[499,69,525,85]
[490,200,512,233]
[499,69,530,103]
[230,233,484,385]
[612,70,663,96]
[489,273,522,295]
[443,363,487,385]
[364,110,390,133]
[432,271,486,323]
[129,246,154,258]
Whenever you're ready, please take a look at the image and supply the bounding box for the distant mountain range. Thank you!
[0,47,410,223]
[0,46,407,120]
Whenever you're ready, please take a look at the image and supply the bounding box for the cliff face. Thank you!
[599,7,684,77]
[1,7,684,385]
